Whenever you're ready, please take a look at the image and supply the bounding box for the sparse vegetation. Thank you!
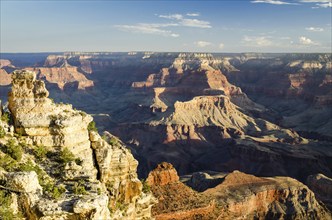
[142,179,151,193]
[59,147,75,164]
[0,112,10,123]
[33,145,48,161]
[0,189,15,220]
[87,121,98,132]
[1,139,23,161]
[115,201,128,211]
[43,182,66,199]
[0,127,6,138]
[18,160,65,199]
[109,137,118,146]
[72,180,87,195]
[0,154,17,172]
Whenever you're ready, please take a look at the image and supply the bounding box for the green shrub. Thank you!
[109,137,118,146]
[141,179,151,193]
[72,181,87,195]
[0,112,10,123]
[0,190,15,220]
[87,121,98,132]
[59,147,75,164]
[18,160,46,185]
[0,154,17,172]
[1,139,23,161]
[0,127,6,138]
[34,145,48,161]
[51,185,66,199]
[44,183,66,199]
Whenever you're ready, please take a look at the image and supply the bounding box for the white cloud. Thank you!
[299,36,319,45]
[251,0,298,5]
[115,12,211,38]
[159,14,183,20]
[159,13,212,28]
[195,41,212,48]
[299,0,332,7]
[219,43,225,49]
[114,24,179,37]
[242,36,273,47]
[305,27,324,31]
[187,13,200,17]
[179,19,212,28]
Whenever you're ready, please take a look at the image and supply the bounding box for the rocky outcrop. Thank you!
[89,130,155,219]
[147,163,331,220]
[0,69,12,86]
[147,162,216,220]
[26,66,94,90]
[146,162,179,186]
[205,171,331,219]
[8,70,97,180]
[2,70,155,219]
[307,173,332,210]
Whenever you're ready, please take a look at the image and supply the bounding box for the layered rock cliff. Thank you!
[0,70,155,219]
[147,163,332,220]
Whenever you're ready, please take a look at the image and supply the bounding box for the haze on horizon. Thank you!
[0,0,331,53]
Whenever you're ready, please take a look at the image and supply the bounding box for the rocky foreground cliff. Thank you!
[0,70,155,219]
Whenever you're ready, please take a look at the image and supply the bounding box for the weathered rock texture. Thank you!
[147,162,216,220]
[148,163,332,220]
[26,66,94,90]
[307,173,332,211]
[8,70,97,180]
[2,70,155,219]
[205,171,332,219]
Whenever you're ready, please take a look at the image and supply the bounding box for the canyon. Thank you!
[0,52,331,219]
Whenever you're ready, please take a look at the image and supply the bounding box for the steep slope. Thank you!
[25,66,94,90]
[0,70,155,219]
[146,162,216,220]
[147,163,331,220]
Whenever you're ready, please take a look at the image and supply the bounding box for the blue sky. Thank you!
[1,0,331,53]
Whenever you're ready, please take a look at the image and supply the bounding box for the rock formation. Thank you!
[1,70,155,219]
[205,171,331,219]
[147,163,332,220]
[147,162,216,220]
[25,66,94,90]
[307,173,332,210]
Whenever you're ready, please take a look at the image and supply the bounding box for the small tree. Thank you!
[34,145,48,161]
[0,127,5,138]
[59,147,75,164]
[2,139,23,161]
[87,121,98,132]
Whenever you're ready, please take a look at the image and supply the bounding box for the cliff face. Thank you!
[146,162,215,220]
[1,70,155,219]
[147,163,331,220]
[25,66,94,90]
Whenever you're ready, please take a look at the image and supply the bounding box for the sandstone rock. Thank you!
[0,69,12,86]
[204,171,332,219]
[73,194,110,219]
[186,172,224,192]
[146,162,179,186]
[8,70,97,180]
[6,171,42,207]
[25,66,94,90]
[307,173,332,210]
[147,162,215,219]
[89,130,155,219]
